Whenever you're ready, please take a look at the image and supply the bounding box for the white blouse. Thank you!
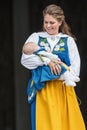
[21,32,81,86]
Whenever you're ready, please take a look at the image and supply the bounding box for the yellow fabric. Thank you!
[36,80,86,130]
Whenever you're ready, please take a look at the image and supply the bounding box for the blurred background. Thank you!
[0,0,87,130]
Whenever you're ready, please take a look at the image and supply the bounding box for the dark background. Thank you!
[0,0,87,130]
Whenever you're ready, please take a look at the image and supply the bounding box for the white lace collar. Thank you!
[37,31,68,39]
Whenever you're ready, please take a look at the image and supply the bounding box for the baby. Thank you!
[23,42,80,103]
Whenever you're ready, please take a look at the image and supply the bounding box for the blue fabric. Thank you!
[27,64,66,104]
[31,98,36,130]
[38,36,70,66]
[53,37,70,65]
[27,37,71,104]
[29,36,71,130]
[34,47,46,54]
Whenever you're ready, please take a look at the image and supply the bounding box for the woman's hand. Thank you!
[48,60,62,75]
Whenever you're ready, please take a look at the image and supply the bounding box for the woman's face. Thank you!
[43,14,62,35]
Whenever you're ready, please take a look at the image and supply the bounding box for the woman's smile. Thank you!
[44,14,62,35]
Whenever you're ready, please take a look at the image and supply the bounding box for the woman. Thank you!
[21,4,86,130]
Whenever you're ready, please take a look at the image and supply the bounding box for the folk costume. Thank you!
[27,49,67,104]
[21,32,86,130]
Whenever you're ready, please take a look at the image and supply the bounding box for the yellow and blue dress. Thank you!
[21,32,86,130]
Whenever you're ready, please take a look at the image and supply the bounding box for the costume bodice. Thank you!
[38,36,70,66]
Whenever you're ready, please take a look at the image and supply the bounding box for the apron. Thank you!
[30,36,86,130]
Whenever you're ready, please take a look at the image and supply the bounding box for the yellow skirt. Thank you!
[36,80,86,130]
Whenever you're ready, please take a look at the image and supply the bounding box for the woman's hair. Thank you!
[43,4,76,40]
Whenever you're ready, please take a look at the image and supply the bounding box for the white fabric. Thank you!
[37,51,58,59]
[21,32,81,86]
[21,53,50,69]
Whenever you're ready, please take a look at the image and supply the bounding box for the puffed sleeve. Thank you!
[68,36,81,76]
[21,32,50,69]
[59,36,81,86]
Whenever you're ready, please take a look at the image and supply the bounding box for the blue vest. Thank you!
[27,36,70,103]
[38,36,70,65]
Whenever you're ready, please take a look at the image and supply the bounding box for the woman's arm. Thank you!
[21,33,62,74]
[59,36,81,85]
[68,37,81,76]
[21,42,61,74]
[21,33,52,69]
[21,42,53,69]
[21,42,62,75]
[21,53,51,69]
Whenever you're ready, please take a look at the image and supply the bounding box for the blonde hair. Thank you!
[43,4,76,40]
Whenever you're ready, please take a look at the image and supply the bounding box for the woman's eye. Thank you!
[44,21,48,24]
[44,21,55,24]
[50,22,55,24]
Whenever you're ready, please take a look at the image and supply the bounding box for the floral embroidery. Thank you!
[40,41,49,47]
[54,38,65,52]
[54,45,60,51]
[59,39,64,43]
[39,37,65,52]
[60,42,65,46]
[39,38,50,48]
[59,48,65,51]
[42,38,47,42]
